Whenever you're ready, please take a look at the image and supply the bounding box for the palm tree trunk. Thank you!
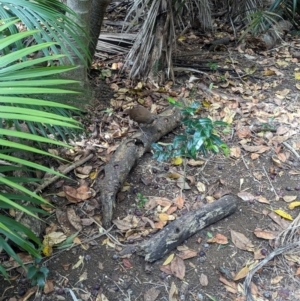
[89,0,111,64]
[64,0,92,86]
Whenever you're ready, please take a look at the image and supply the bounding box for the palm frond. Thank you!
[0,0,90,65]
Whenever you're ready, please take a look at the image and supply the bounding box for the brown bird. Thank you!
[128,105,157,124]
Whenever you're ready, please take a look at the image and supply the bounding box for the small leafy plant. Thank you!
[207,61,218,71]
[152,99,229,162]
[136,193,148,208]
[27,258,49,287]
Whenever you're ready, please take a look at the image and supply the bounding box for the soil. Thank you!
[1,28,300,301]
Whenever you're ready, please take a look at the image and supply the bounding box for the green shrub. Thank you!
[152,99,229,162]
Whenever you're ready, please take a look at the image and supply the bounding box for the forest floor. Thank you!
[2,22,300,301]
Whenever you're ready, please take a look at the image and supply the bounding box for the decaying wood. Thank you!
[95,106,182,228]
[119,194,238,262]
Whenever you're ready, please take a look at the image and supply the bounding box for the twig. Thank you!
[80,209,124,247]
[262,166,279,199]
[283,142,300,160]
[35,153,94,193]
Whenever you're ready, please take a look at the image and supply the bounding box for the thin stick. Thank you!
[283,142,300,159]
[262,166,279,199]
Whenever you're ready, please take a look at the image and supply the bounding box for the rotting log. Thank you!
[94,106,182,229]
[119,195,238,262]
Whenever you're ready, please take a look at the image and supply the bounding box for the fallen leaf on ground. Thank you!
[199,273,208,286]
[219,276,237,294]
[210,233,229,244]
[234,266,249,280]
[170,256,185,280]
[169,282,179,301]
[231,230,255,252]
[254,228,276,240]
[237,191,255,202]
[144,287,160,301]
[282,195,297,203]
[163,253,175,265]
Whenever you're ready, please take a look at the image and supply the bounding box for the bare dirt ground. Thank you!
[2,26,300,301]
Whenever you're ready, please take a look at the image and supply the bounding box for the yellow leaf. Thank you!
[233,266,249,280]
[89,170,98,180]
[171,157,183,165]
[102,237,109,245]
[295,72,300,80]
[273,209,293,221]
[163,253,175,265]
[159,213,170,221]
[42,245,53,257]
[202,100,211,108]
[263,69,276,76]
[166,172,181,179]
[288,201,300,210]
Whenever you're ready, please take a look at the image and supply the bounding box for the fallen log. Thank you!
[94,106,182,228]
[120,194,238,262]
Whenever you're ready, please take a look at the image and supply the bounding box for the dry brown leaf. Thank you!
[144,287,160,301]
[196,181,206,192]
[271,275,283,284]
[67,207,82,231]
[177,249,198,260]
[237,191,255,202]
[170,256,185,280]
[231,230,255,252]
[187,159,205,166]
[122,258,133,269]
[199,273,208,286]
[166,206,178,215]
[219,276,237,294]
[176,177,191,190]
[169,282,179,301]
[230,146,241,158]
[251,153,260,160]
[276,126,289,135]
[43,280,54,294]
[113,219,133,231]
[256,196,270,204]
[215,233,229,244]
[173,195,184,209]
[252,171,263,180]
[159,264,172,275]
[277,152,287,162]
[236,127,251,139]
[166,172,181,179]
[268,212,291,229]
[283,195,297,203]
[254,228,276,240]
[156,197,173,207]
[242,144,270,153]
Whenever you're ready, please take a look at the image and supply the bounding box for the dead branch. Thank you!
[119,194,238,262]
[94,106,182,228]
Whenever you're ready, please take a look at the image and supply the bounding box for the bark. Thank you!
[89,0,111,64]
[94,106,182,229]
[64,0,91,86]
[119,195,238,262]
